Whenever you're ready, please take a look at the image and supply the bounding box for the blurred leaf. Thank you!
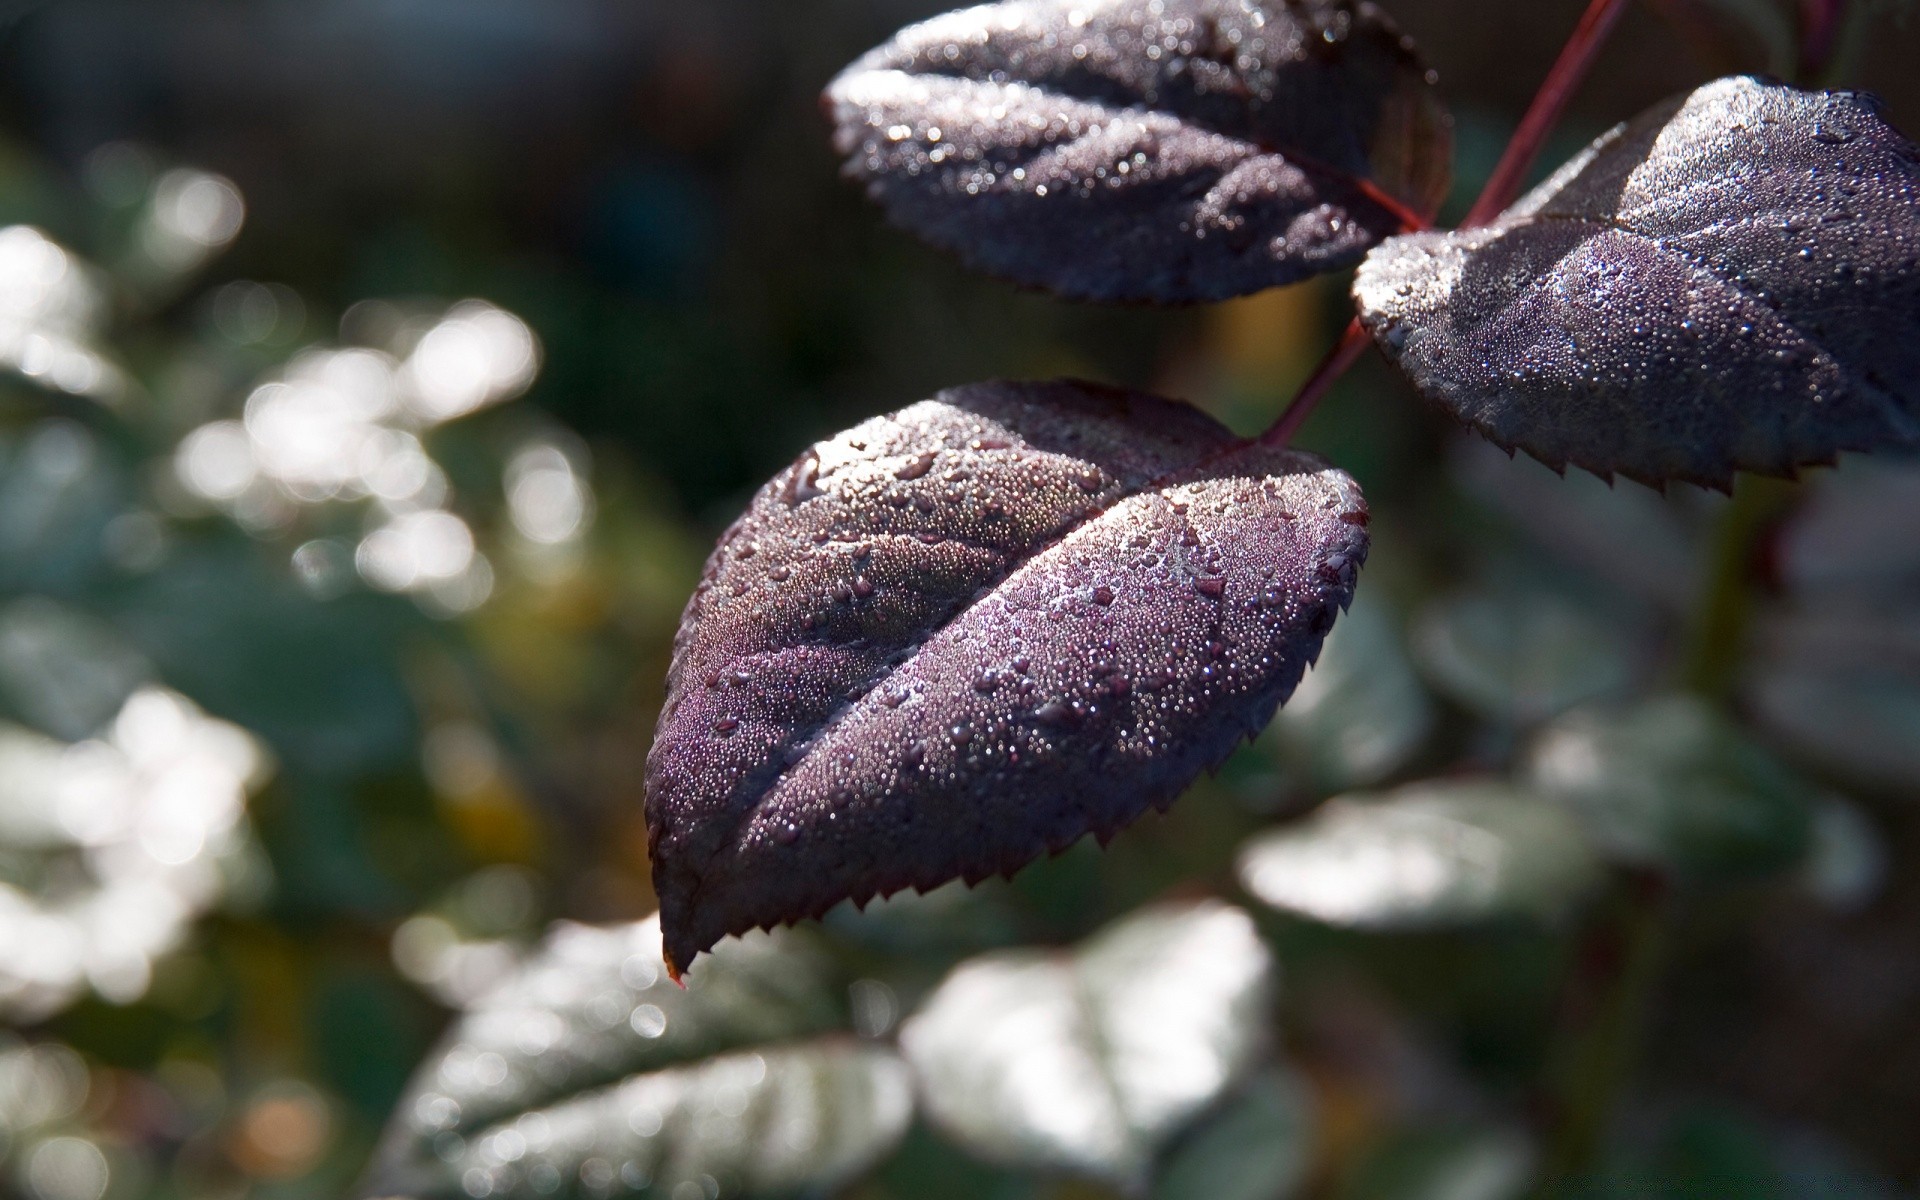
[1413,584,1635,726]
[1355,77,1920,488]
[826,0,1450,302]
[1237,781,1603,930]
[1796,797,1888,911]
[1750,625,1920,794]
[368,915,897,1199]
[0,419,127,594]
[1152,1069,1315,1200]
[646,382,1367,974]
[1449,438,1705,614]
[373,1041,910,1200]
[1335,1126,1534,1200]
[111,544,417,778]
[375,915,843,1165]
[0,596,152,740]
[1526,696,1815,880]
[1778,457,1920,609]
[899,900,1275,1188]
[1265,589,1436,796]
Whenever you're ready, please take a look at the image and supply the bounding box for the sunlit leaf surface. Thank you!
[827,0,1450,302]
[899,900,1275,1187]
[372,1042,911,1200]
[0,687,266,1020]
[646,382,1368,973]
[1237,781,1602,929]
[1356,76,1920,488]
[367,916,868,1198]
[1526,696,1815,879]
[1152,1069,1315,1200]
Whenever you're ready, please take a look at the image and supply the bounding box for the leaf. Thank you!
[373,1042,912,1200]
[1749,608,1920,794]
[1236,781,1603,929]
[645,381,1369,974]
[1262,588,1435,796]
[375,916,840,1159]
[1412,582,1636,725]
[366,916,909,1200]
[826,0,1451,303]
[1354,76,1920,488]
[898,900,1276,1187]
[1152,1069,1315,1200]
[1525,696,1815,880]
[1332,1125,1534,1200]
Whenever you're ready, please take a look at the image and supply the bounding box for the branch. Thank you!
[1258,317,1374,447]
[1463,0,1634,228]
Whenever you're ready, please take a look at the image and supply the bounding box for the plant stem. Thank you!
[1681,476,1799,700]
[1463,0,1634,227]
[1537,874,1672,1191]
[1258,317,1373,447]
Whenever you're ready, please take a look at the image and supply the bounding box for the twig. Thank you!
[1464,0,1634,227]
[1258,317,1374,447]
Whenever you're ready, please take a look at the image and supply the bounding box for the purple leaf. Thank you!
[825,0,1451,303]
[1354,76,1920,489]
[644,381,1368,974]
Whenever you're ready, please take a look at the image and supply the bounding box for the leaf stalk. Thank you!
[1464,0,1634,227]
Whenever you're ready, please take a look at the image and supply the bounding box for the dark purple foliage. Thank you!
[645,382,1368,973]
[1354,76,1920,489]
[826,0,1450,303]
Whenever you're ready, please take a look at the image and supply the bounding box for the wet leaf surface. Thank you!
[1237,781,1602,929]
[646,381,1368,973]
[1263,588,1435,796]
[367,915,860,1198]
[899,900,1275,1187]
[1355,76,1920,488]
[827,0,1450,302]
[1526,696,1815,879]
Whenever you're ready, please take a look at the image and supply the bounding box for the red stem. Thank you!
[1259,318,1374,447]
[1255,0,1632,448]
[1463,0,1634,228]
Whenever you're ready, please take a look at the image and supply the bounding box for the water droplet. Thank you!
[1034,700,1079,727]
[895,452,937,481]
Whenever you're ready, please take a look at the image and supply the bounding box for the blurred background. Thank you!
[0,0,1912,1197]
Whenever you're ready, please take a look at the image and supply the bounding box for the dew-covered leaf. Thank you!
[1525,696,1815,880]
[1355,76,1920,488]
[1152,1069,1315,1200]
[367,915,849,1195]
[898,900,1275,1187]
[1263,588,1435,796]
[1237,781,1603,929]
[370,1041,912,1200]
[646,381,1368,974]
[827,0,1450,302]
